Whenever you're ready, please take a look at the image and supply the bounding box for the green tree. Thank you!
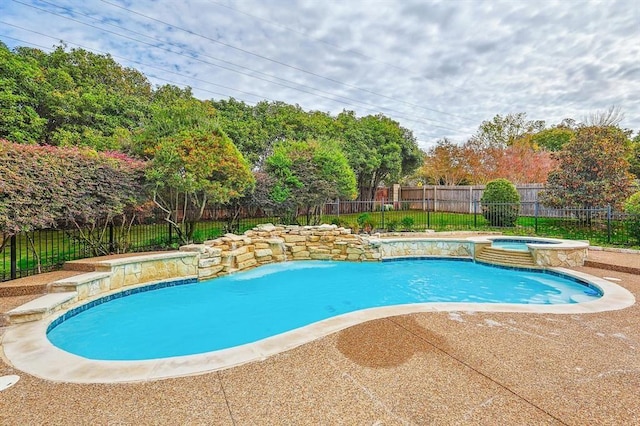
[336,112,422,201]
[265,139,357,224]
[531,127,574,152]
[629,133,640,179]
[473,112,545,148]
[213,99,335,167]
[541,126,634,209]
[211,98,270,166]
[134,85,217,156]
[0,42,47,143]
[145,129,254,243]
[1,44,152,150]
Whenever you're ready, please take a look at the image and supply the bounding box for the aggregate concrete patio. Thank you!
[1,250,638,424]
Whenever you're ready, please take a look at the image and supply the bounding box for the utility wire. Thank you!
[206,0,493,100]
[98,0,476,123]
[0,30,465,137]
[5,1,466,132]
[0,23,273,103]
[0,33,254,102]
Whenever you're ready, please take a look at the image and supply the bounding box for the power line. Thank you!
[205,0,493,102]
[207,0,423,76]
[0,30,465,136]
[97,0,476,123]
[0,23,273,103]
[0,33,253,102]
[5,1,466,132]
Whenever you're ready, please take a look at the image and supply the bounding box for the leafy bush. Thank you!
[357,213,376,233]
[480,178,520,227]
[400,216,415,231]
[386,220,399,232]
[330,217,348,227]
[624,191,640,241]
[357,213,370,227]
[0,140,146,237]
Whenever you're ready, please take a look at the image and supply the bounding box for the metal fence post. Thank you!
[381,198,385,230]
[108,224,114,253]
[337,199,340,218]
[607,204,612,243]
[168,222,173,245]
[534,201,539,234]
[473,201,477,228]
[10,234,17,280]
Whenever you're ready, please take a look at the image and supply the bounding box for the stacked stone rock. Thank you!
[179,224,381,280]
[531,247,588,267]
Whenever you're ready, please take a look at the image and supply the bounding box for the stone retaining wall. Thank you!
[61,252,199,299]
[369,238,473,258]
[530,247,588,267]
[180,224,380,280]
[180,225,482,280]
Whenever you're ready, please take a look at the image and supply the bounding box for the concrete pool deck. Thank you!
[1,248,639,423]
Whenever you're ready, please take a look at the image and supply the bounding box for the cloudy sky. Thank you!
[1,0,638,149]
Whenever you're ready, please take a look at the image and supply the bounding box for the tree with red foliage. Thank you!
[420,138,470,185]
[0,139,147,263]
[493,140,556,184]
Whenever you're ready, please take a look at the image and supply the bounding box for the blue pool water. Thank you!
[491,239,559,251]
[47,260,601,361]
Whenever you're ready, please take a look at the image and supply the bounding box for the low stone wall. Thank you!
[61,252,200,298]
[180,226,589,280]
[530,247,588,267]
[7,252,199,325]
[180,224,380,280]
[368,238,473,258]
[180,225,484,280]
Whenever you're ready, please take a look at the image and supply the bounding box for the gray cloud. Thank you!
[0,0,638,148]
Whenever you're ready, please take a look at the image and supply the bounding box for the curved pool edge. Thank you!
[1,267,635,384]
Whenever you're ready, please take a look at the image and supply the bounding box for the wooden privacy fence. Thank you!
[392,184,545,214]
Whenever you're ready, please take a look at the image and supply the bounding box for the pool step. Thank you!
[48,272,112,300]
[475,247,536,268]
[5,292,78,324]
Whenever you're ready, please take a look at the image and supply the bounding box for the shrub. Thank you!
[386,220,399,232]
[330,217,348,227]
[624,191,640,241]
[480,179,520,227]
[400,216,415,231]
[347,221,360,234]
[357,213,376,233]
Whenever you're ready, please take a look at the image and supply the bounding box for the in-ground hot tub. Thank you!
[469,236,590,267]
[490,238,561,251]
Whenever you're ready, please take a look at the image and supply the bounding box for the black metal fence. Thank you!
[324,200,639,245]
[2,201,639,282]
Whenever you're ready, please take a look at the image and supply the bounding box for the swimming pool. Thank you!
[47,259,601,361]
